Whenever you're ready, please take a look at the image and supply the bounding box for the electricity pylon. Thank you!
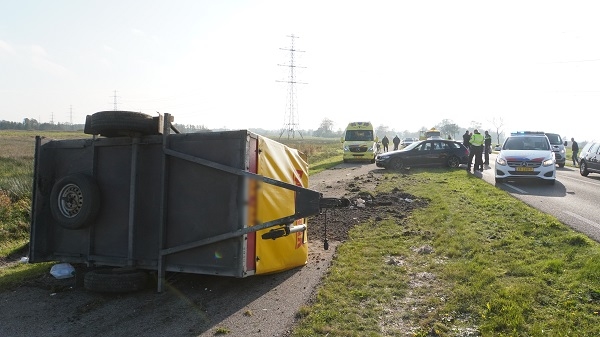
[278,34,306,139]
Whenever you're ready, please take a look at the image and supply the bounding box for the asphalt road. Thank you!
[477,153,600,242]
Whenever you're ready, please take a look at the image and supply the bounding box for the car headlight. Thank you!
[496,157,507,166]
[368,146,374,151]
[542,158,555,167]
[378,155,390,160]
[343,146,349,151]
[559,149,565,154]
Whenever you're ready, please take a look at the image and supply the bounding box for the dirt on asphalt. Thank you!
[0,163,427,337]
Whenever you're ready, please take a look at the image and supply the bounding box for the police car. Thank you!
[495,131,556,185]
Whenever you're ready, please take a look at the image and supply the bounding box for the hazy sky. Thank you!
[1,1,599,141]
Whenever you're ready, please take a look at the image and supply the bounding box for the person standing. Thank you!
[483,130,492,166]
[462,130,471,148]
[381,135,389,152]
[571,137,579,166]
[468,129,484,172]
[393,135,400,151]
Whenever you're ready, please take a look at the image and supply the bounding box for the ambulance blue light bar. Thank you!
[510,131,545,136]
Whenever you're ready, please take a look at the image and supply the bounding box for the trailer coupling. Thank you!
[261,196,350,240]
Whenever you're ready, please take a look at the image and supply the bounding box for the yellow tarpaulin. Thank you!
[254,136,309,274]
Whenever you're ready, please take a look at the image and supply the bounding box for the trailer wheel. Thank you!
[87,110,158,137]
[50,174,100,230]
[84,268,149,293]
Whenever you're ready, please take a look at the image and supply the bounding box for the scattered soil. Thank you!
[307,165,428,243]
[308,188,428,243]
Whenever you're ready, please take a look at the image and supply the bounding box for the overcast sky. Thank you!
[1,1,598,141]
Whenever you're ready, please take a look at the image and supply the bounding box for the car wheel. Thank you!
[558,163,565,168]
[447,156,460,168]
[50,174,101,230]
[580,161,589,176]
[389,158,404,170]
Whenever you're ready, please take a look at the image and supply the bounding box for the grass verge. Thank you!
[292,168,600,336]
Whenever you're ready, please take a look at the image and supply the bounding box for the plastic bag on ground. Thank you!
[50,263,75,279]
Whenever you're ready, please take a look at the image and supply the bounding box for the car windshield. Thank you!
[504,137,550,150]
[345,130,373,141]
[403,140,422,150]
[545,133,562,145]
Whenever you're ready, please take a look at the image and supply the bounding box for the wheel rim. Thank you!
[580,162,586,173]
[391,158,403,170]
[448,157,459,168]
[57,183,84,218]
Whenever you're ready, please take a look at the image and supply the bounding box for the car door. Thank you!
[429,141,449,166]
[410,141,434,166]
[588,142,600,172]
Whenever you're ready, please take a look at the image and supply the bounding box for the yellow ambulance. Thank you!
[341,121,377,163]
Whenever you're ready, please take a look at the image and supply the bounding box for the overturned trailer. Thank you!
[29,111,346,292]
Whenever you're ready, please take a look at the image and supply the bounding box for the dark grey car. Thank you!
[579,141,600,177]
[545,133,566,168]
[375,139,470,170]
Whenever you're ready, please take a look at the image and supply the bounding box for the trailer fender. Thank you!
[84,268,149,293]
[50,174,100,230]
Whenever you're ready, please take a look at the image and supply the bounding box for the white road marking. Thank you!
[559,174,600,187]
[563,211,600,230]
[503,183,529,194]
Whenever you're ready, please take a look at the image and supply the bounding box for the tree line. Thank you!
[0,118,212,134]
[313,117,505,144]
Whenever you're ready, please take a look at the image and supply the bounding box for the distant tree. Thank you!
[23,118,40,130]
[375,124,389,139]
[469,120,482,131]
[314,118,335,137]
[437,119,460,139]
[172,123,211,133]
[490,117,504,145]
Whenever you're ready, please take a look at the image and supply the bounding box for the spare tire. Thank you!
[88,110,158,137]
[84,268,149,293]
[50,174,100,230]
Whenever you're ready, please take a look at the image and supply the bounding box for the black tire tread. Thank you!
[88,111,158,137]
[447,156,460,168]
[84,268,149,293]
[580,161,590,176]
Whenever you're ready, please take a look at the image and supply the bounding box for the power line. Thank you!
[112,90,120,110]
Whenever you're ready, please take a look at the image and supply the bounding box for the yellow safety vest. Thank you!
[470,133,484,146]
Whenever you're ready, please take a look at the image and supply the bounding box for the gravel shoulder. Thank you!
[0,163,379,337]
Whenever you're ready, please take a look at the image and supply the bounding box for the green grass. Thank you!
[0,130,87,199]
[278,137,344,175]
[292,168,600,336]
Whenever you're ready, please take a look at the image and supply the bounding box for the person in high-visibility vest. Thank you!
[468,129,485,172]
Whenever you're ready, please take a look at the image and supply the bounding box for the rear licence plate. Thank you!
[516,167,534,172]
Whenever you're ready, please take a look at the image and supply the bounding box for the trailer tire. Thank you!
[84,268,149,293]
[50,174,100,230]
[88,110,158,137]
